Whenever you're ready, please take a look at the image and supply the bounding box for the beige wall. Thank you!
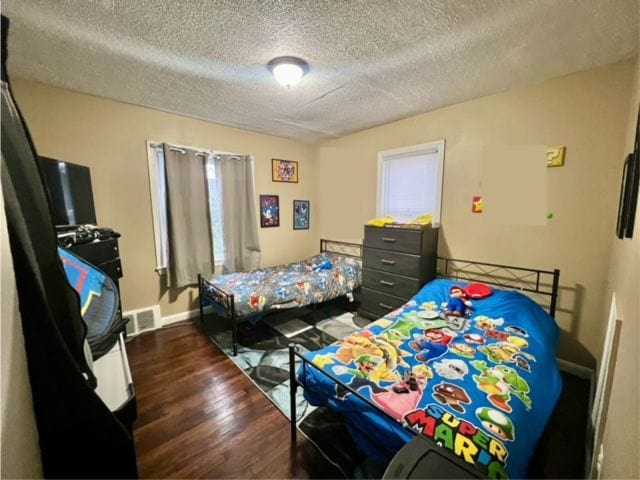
[315,58,636,365]
[11,59,635,365]
[599,58,639,480]
[12,79,318,317]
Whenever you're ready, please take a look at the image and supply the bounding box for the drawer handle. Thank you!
[379,280,395,287]
[379,302,394,310]
[381,237,396,243]
[380,259,396,265]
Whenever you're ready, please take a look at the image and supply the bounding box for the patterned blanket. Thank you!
[208,252,362,317]
[300,278,562,479]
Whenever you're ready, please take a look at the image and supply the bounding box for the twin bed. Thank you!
[198,239,363,355]
[198,240,562,479]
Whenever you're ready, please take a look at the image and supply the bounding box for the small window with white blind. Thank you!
[377,140,445,224]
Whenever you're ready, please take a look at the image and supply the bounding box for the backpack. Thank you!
[59,246,127,359]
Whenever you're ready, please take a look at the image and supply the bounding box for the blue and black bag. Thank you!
[59,247,127,360]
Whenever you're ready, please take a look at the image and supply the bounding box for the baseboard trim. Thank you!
[161,306,212,326]
[557,358,595,380]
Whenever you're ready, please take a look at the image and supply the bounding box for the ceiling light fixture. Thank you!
[268,56,309,88]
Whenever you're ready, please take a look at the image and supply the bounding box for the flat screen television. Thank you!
[38,157,97,227]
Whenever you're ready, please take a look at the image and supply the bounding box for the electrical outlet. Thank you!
[596,444,604,479]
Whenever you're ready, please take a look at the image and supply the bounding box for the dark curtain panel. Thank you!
[215,154,261,273]
[1,15,137,478]
[164,145,214,287]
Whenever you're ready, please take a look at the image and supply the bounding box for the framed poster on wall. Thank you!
[616,104,640,239]
[293,200,310,230]
[259,195,280,228]
[272,159,298,183]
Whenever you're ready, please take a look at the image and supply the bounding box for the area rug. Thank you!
[205,298,384,478]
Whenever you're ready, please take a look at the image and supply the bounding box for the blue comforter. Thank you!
[300,279,561,479]
[208,253,362,317]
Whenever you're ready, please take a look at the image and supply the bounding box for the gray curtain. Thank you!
[164,145,214,287]
[215,154,261,273]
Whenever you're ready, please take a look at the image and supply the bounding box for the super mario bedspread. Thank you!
[208,252,361,317]
[299,279,561,479]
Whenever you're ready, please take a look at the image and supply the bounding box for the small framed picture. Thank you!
[259,195,280,228]
[616,153,639,239]
[293,200,310,230]
[272,159,298,183]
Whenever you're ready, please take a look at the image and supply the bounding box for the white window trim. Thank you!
[146,140,243,274]
[376,139,446,226]
[146,140,166,273]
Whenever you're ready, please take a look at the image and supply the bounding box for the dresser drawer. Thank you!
[364,226,423,254]
[362,268,420,300]
[363,247,420,278]
[360,287,407,318]
[69,238,120,266]
[99,258,123,280]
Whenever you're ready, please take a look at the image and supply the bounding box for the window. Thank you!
[206,159,225,263]
[377,140,445,224]
[146,141,225,272]
[147,143,169,271]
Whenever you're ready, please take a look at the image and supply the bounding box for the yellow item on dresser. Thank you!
[367,216,396,227]
[410,213,433,226]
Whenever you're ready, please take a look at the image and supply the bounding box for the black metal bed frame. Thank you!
[437,257,560,317]
[289,256,561,476]
[197,239,363,356]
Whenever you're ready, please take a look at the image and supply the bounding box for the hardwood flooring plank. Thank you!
[126,322,338,479]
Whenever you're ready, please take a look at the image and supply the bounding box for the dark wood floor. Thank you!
[126,320,590,479]
[126,322,339,479]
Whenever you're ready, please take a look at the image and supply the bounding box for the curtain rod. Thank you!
[149,142,243,158]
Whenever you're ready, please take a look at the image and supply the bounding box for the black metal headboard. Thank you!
[320,239,363,259]
[437,257,560,317]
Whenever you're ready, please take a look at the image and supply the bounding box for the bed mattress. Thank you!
[299,278,562,479]
[208,252,362,317]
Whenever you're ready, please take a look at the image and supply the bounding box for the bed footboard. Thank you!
[288,344,407,444]
[289,345,481,477]
[198,273,239,355]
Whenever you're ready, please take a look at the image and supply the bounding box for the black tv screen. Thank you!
[38,157,97,226]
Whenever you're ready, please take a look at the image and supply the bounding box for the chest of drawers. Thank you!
[360,225,438,319]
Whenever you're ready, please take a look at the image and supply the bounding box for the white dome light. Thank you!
[268,57,309,88]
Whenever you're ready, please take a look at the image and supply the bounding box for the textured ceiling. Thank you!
[2,0,638,143]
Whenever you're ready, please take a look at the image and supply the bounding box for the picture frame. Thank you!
[259,195,280,228]
[616,104,640,239]
[293,200,310,230]
[616,155,632,238]
[272,159,299,183]
[616,153,639,239]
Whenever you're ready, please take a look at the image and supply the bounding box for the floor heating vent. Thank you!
[123,305,161,336]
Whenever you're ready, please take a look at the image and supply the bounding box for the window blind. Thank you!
[381,151,439,221]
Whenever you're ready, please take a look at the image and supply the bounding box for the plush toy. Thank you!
[465,282,493,299]
[446,286,472,317]
[308,259,333,271]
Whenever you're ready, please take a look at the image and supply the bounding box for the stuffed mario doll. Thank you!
[446,286,472,317]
